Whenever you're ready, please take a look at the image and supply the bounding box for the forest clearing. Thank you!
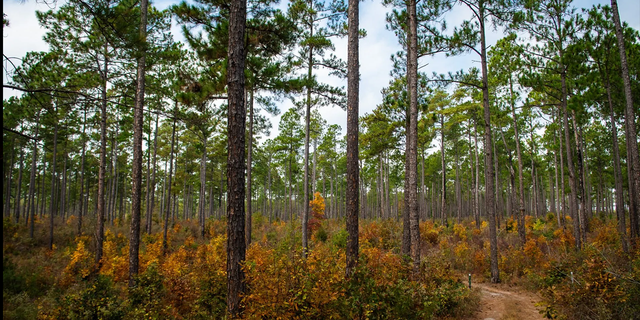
[3,0,640,318]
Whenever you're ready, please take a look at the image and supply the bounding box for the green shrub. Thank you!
[126,263,171,319]
[331,229,348,249]
[58,275,125,320]
[315,228,328,243]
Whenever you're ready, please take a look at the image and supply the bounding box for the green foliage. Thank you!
[127,263,172,319]
[315,228,328,243]
[331,228,348,249]
[57,275,125,320]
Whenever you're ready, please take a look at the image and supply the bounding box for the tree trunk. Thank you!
[440,115,447,225]
[147,114,159,234]
[15,146,24,225]
[5,138,15,218]
[474,121,480,229]
[227,0,248,313]
[200,136,207,239]
[558,113,566,227]
[129,0,148,284]
[561,70,581,249]
[346,0,360,276]
[511,87,526,244]
[407,0,420,274]
[611,0,640,247]
[49,124,59,251]
[40,152,46,219]
[456,146,461,222]
[163,107,177,253]
[77,109,86,236]
[28,116,41,238]
[479,4,499,283]
[571,110,588,245]
[246,88,254,246]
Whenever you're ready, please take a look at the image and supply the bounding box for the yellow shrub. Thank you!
[60,236,93,286]
[453,223,467,241]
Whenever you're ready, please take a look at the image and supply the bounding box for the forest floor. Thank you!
[468,280,544,320]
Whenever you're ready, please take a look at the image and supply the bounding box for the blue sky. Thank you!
[3,0,639,142]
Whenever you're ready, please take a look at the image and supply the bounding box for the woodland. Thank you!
[2,0,640,319]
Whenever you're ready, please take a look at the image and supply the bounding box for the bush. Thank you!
[331,228,348,249]
[54,275,125,320]
[126,263,172,319]
[315,227,328,243]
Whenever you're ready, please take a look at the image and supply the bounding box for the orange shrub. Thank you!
[308,192,326,233]
[99,231,129,282]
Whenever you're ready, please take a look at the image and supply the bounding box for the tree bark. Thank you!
[147,114,159,234]
[571,110,587,245]
[246,88,254,246]
[200,136,207,238]
[511,84,526,245]
[440,115,447,225]
[611,0,640,247]
[227,0,248,314]
[129,0,148,285]
[346,0,360,277]
[49,124,58,251]
[407,0,420,275]
[5,138,15,218]
[15,146,24,225]
[77,108,86,236]
[163,106,177,253]
[28,116,41,238]
[561,70,581,249]
[479,4,499,283]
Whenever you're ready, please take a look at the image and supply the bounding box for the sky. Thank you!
[3,0,640,143]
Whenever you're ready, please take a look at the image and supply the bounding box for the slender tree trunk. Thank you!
[40,152,46,219]
[571,111,588,245]
[511,87,526,244]
[474,121,480,228]
[456,147,462,223]
[200,136,207,238]
[402,88,412,256]
[555,151,561,226]
[227,0,248,313]
[61,150,67,221]
[611,0,640,247]
[302,31,314,256]
[440,115,447,225]
[499,129,517,230]
[561,70,581,249]
[49,124,58,251]
[28,118,41,238]
[77,109,86,236]
[5,138,15,218]
[111,138,119,225]
[246,88,254,246]
[163,107,177,253]
[407,0,420,274]
[494,136,501,229]
[479,4,499,283]
[147,114,159,234]
[346,0,360,276]
[15,146,24,225]
[605,84,629,252]
[129,0,148,284]
[161,161,167,220]
[558,114,566,227]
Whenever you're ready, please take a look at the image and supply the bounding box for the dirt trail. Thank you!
[468,281,545,320]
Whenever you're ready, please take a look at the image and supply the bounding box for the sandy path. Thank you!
[468,281,545,320]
